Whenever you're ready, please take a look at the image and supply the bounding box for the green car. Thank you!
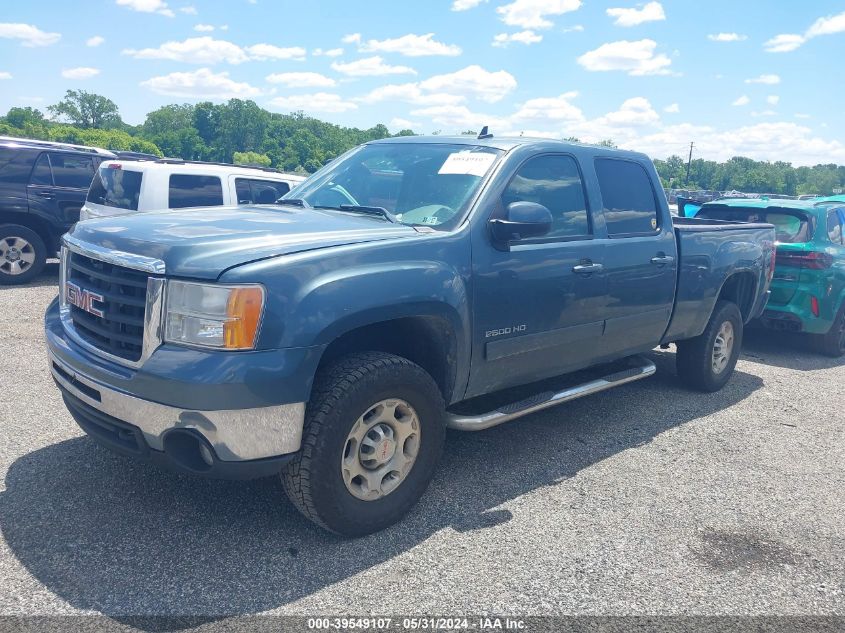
[697,197,845,357]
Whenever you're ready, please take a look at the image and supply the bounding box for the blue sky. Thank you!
[1,0,844,165]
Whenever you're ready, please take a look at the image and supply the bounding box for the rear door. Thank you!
[467,153,608,397]
[25,153,59,229]
[44,152,97,226]
[594,158,677,357]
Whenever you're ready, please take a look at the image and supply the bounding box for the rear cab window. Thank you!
[594,158,660,236]
[87,165,144,211]
[169,174,224,209]
[696,206,813,243]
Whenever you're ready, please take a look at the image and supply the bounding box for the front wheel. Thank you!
[0,224,47,285]
[676,300,744,392]
[808,303,845,358]
[282,352,445,536]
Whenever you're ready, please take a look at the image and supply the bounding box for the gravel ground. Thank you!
[0,267,843,623]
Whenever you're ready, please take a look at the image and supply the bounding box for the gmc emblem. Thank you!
[66,281,105,318]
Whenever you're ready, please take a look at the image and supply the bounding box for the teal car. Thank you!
[697,198,845,357]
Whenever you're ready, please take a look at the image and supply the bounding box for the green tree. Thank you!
[48,90,122,129]
[4,107,44,128]
[143,104,195,137]
[233,151,272,167]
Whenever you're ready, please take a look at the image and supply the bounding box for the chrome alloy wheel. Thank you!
[0,236,36,276]
[341,399,421,501]
[712,320,735,374]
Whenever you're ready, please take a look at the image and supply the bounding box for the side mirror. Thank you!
[489,201,553,244]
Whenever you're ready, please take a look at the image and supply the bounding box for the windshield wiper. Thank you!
[316,204,399,224]
[277,198,311,208]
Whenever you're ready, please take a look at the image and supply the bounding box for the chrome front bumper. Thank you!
[50,350,305,462]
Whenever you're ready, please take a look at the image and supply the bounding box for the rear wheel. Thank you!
[282,352,445,536]
[0,224,47,285]
[808,303,845,358]
[676,301,744,392]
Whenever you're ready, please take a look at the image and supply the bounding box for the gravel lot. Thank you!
[0,267,843,622]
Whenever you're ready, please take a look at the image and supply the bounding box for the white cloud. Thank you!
[313,47,343,57]
[122,37,306,64]
[751,110,777,117]
[269,93,356,113]
[512,92,584,122]
[140,67,262,98]
[664,102,679,113]
[389,117,421,130]
[745,74,780,84]
[707,32,747,42]
[123,37,249,64]
[764,10,845,52]
[563,24,584,32]
[452,0,487,10]
[245,43,306,61]
[419,65,517,102]
[116,0,174,17]
[219,24,229,31]
[0,23,61,47]
[497,0,582,29]
[86,35,105,47]
[732,95,750,106]
[606,2,665,27]
[0,72,12,80]
[492,30,543,47]
[763,34,805,52]
[179,5,198,14]
[357,33,461,57]
[331,56,416,77]
[61,67,101,79]
[341,33,362,44]
[597,97,660,127]
[194,23,215,32]
[410,104,510,130]
[356,82,465,106]
[265,72,336,88]
[767,95,780,105]
[577,39,673,76]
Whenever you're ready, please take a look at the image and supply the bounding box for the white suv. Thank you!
[81,159,306,220]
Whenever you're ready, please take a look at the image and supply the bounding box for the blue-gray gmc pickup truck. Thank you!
[45,136,776,535]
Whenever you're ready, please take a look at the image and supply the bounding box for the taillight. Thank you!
[811,296,820,317]
[107,163,122,169]
[775,250,833,269]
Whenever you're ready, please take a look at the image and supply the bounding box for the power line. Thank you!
[685,142,695,184]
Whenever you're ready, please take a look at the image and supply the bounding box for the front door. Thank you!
[467,154,608,398]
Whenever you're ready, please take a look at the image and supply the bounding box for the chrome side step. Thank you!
[446,356,656,431]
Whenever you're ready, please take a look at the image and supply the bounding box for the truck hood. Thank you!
[68,205,420,279]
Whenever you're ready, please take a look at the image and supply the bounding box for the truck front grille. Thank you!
[67,252,149,362]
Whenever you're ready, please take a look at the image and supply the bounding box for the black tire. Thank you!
[676,300,744,392]
[282,352,446,536]
[808,303,845,358]
[0,224,47,286]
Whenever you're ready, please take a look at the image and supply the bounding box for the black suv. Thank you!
[0,136,115,285]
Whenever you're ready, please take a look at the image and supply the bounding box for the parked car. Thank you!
[80,159,306,220]
[0,136,115,285]
[697,198,845,356]
[45,135,775,535]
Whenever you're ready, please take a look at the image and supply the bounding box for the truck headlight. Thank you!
[164,281,265,350]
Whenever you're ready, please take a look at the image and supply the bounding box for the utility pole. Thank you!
[685,142,694,185]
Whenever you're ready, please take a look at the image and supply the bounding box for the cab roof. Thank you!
[368,134,650,160]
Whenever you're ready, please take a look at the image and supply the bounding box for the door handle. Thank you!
[650,255,675,265]
[572,262,604,274]
[37,191,56,199]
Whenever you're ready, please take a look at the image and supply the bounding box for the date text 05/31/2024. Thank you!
[307,617,527,630]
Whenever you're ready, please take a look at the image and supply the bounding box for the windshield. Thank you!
[87,166,143,211]
[697,205,813,243]
[284,143,502,229]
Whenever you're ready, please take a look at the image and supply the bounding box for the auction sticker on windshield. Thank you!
[438,151,497,177]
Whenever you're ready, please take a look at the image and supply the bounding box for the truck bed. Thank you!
[662,217,776,344]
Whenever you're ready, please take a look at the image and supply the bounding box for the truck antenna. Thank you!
[477,126,493,140]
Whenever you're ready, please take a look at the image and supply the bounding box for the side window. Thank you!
[828,210,844,245]
[49,153,95,188]
[502,155,590,239]
[30,153,53,186]
[235,178,252,204]
[168,174,224,208]
[595,158,659,236]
